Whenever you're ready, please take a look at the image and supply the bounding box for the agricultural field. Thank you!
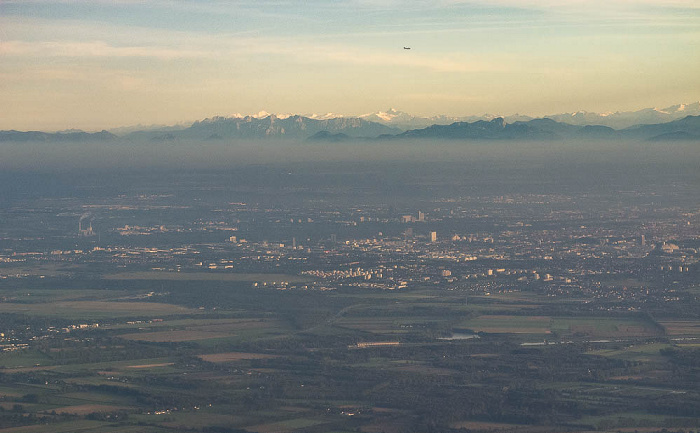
[0,300,195,319]
[0,288,119,303]
[587,342,674,362]
[0,263,78,278]
[458,315,552,334]
[116,318,289,343]
[198,352,280,362]
[550,316,664,338]
[457,315,664,339]
[658,320,700,337]
[448,420,526,431]
[0,280,696,433]
[334,316,448,334]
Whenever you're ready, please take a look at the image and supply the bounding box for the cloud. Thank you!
[0,40,210,59]
[442,0,700,7]
[294,45,502,73]
[0,33,507,74]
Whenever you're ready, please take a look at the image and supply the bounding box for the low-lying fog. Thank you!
[1,138,698,206]
[1,138,698,171]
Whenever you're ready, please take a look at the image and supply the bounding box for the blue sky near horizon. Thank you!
[1,0,699,130]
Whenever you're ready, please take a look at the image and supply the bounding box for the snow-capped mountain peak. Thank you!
[306,112,345,120]
[216,101,700,131]
[360,108,420,124]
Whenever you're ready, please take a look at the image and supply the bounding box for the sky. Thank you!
[1,0,699,131]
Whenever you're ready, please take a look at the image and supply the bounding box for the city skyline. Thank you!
[2,0,700,130]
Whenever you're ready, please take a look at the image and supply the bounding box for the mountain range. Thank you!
[1,105,699,143]
[118,113,700,142]
[356,103,700,131]
[358,108,530,131]
[0,129,116,142]
[136,115,401,141]
[306,115,700,142]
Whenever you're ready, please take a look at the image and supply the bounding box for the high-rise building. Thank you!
[417,211,425,222]
[429,231,437,242]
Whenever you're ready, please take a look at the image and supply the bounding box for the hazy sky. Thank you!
[1,0,699,131]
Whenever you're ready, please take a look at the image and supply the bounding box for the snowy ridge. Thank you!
[357,103,700,130]
[114,102,700,134]
[546,102,700,129]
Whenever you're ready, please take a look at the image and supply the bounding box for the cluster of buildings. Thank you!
[0,191,697,315]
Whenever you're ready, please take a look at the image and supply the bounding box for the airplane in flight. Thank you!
[403,47,411,50]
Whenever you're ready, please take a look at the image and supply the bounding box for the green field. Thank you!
[459,315,552,334]
[658,319,700,337]
[0,349,54,368]
[116,318,289,343]
[456,315,663,338]
[0,300,195,319]
[551,316,663,338]
[0,288,124,303]
[587,342,672,362]
[247,417,328,433]
[577,411,698,430]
